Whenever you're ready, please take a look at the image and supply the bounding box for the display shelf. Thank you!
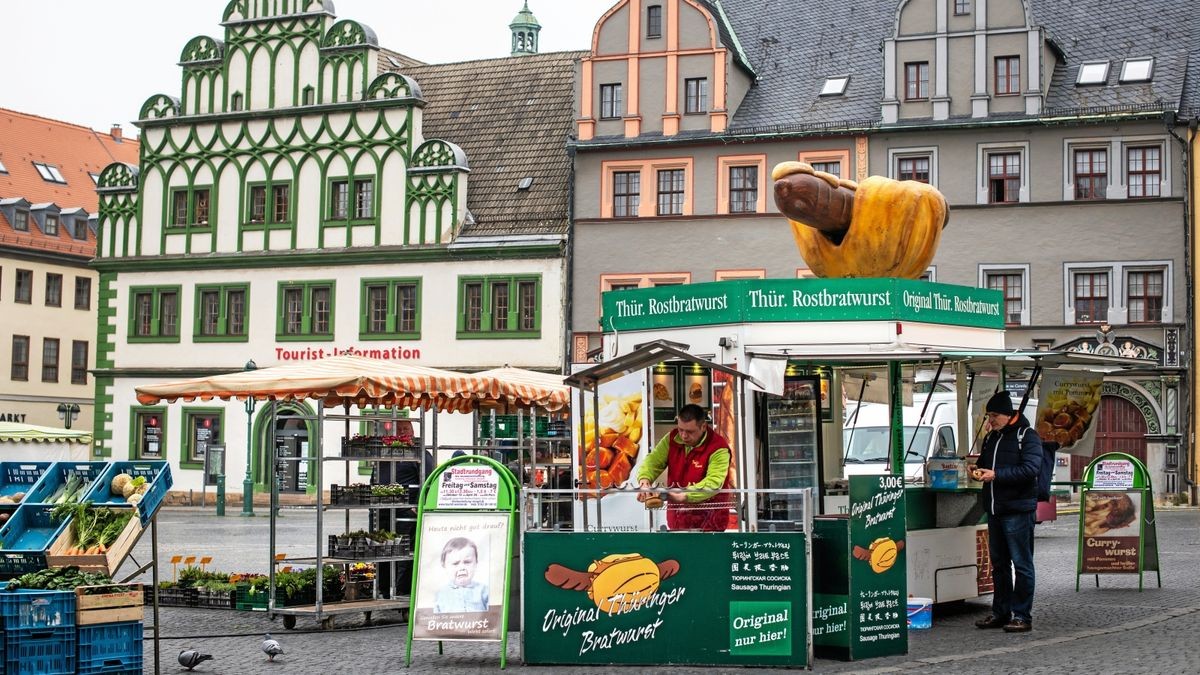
[272,597,409,617]
[274,554,414,565]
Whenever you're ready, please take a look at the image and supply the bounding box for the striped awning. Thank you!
[0,422,92,444]
[134,355,568,412]
[472,367,569,412]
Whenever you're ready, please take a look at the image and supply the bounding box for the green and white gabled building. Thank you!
[93,0,578,497]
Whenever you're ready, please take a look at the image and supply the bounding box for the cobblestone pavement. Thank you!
[132,507,1199,674]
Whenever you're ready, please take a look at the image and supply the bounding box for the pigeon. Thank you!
[262,633,284,661]
[178,648,213,670]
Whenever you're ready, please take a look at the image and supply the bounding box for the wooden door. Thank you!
[1070,395,1148,480]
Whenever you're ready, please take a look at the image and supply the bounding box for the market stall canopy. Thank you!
[0,422,92,444]
[136,355,499,412]
[565,340,761,391]
[134,355,572,412]
[472,367,569,412]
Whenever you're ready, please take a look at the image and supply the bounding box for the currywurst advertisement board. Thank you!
[1077,453,1161,591]
[523,532,810,667]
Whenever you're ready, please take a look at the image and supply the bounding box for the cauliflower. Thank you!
[111,474,133,496]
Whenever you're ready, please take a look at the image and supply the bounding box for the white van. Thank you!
[841,392,1050,484]
[842,392,959,482]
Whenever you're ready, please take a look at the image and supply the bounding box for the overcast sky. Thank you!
[2,0,616,133]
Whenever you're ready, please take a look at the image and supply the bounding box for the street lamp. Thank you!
[241,359,258,517]
[56,403,81,429]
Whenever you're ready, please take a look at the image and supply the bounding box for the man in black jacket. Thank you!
[970,391,1043,633]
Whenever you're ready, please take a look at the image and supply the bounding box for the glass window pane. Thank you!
[367,285,388,333]
[311,287,331,333]
[396,284,417,333]
[227,289,246,335]
[492,283,510,331]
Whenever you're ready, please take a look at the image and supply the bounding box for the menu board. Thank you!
[846,475,907,659]
[1081,490,1141,573]
[523,532,809,667]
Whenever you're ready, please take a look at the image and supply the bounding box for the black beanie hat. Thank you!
[985,391,1015,416]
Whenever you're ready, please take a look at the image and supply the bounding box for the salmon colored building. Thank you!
[0,109,139,431]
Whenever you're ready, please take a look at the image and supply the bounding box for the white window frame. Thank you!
[1119,57,1154,83]
[976,142,1030,204]
[888,146,939,187]
[1062,260,1173,325]
[1076,61,1110,86]
[820,76,849,96]
[978,264,1030,326]
[1062,138,1115,201]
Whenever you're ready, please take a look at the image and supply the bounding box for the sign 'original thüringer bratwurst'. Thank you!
[601,279,1004,332]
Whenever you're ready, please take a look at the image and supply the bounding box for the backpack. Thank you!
[1017,427,1055,502]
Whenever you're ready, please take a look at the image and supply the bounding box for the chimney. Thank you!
[110,124,123,142]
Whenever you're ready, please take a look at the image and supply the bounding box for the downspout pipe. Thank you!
[1165,110,1196,499]
[563,141,578,376]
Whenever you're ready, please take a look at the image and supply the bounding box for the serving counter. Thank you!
[903,487,991,603]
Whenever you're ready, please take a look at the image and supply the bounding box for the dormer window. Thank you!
[71,219,89,240]
[44,215,59,236]
[1076,61,1110,85]
[1119,57,1154,83]
[820,76,850,96]
[646,5,662,39]
[33,162,67,184]
[12,209,29,232]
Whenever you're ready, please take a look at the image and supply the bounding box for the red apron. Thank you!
[665,426,733,531]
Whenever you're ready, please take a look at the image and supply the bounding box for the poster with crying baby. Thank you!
[570,368,658,532]
[412,511,510,641]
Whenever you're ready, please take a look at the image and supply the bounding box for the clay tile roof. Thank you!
[0,108,139,258]
[386,51,586,238]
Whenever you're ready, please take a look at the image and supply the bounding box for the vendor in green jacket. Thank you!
[636,404,733,531]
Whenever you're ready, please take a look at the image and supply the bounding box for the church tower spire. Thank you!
[509,2,540,56]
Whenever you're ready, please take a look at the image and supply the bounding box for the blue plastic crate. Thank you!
[0,590,76,631]
[77,621,143,675]
[1,625,75,675]
[0,507,72,578]
[86,462,172,527]
[22,462,108,506]
[0,463,51,501]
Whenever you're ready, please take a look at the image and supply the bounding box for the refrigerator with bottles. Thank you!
[759,376,823,528]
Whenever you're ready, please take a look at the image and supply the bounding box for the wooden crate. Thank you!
[45,514,142,576]
[75,583,144,625]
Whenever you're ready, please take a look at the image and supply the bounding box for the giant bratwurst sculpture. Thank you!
[773,162,949,279]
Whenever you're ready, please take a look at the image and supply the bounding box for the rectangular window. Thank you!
[330,180,349,219]
[1074,148,1108,200]
[491,283,510,331]
[199,290,220,336]
[995,56,1020,95]
[988,152,1021,203]
[685,78,708,114]
[272,184,291,223]
[15,269,32,303]
[1073,272,1109,324]
[905,62,929,100]
[72,219,88,240]
[646,5,662,38]
[284,288,304,334]
[133,409,165,460]
[1127,146,1161,198]
[249,185,267,222]
[810,161,841,178]
[729,166,759,213]
[13,210,29,232]
[360,279,420,338]
[897,156,931,183]
[172,191,189,225]
[44,215,59,235]
[657,169,685,216]
[193,189,210,225]
[184,410,223,466]
[1127,270,1164,324]
[71,340,88,385]
[10,335,29,381]
[228,289,245,336]
[955,0,971,14]
[129,287,181,341]
[41,338,59,383]
[459,276,541,337]
[276,282,335,339]
[354,179,373,219]
[613,171,640,217]
[74,277,91,310]
[45,273,62,307]
[600,84,623,119]
[986,272,1023,325]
